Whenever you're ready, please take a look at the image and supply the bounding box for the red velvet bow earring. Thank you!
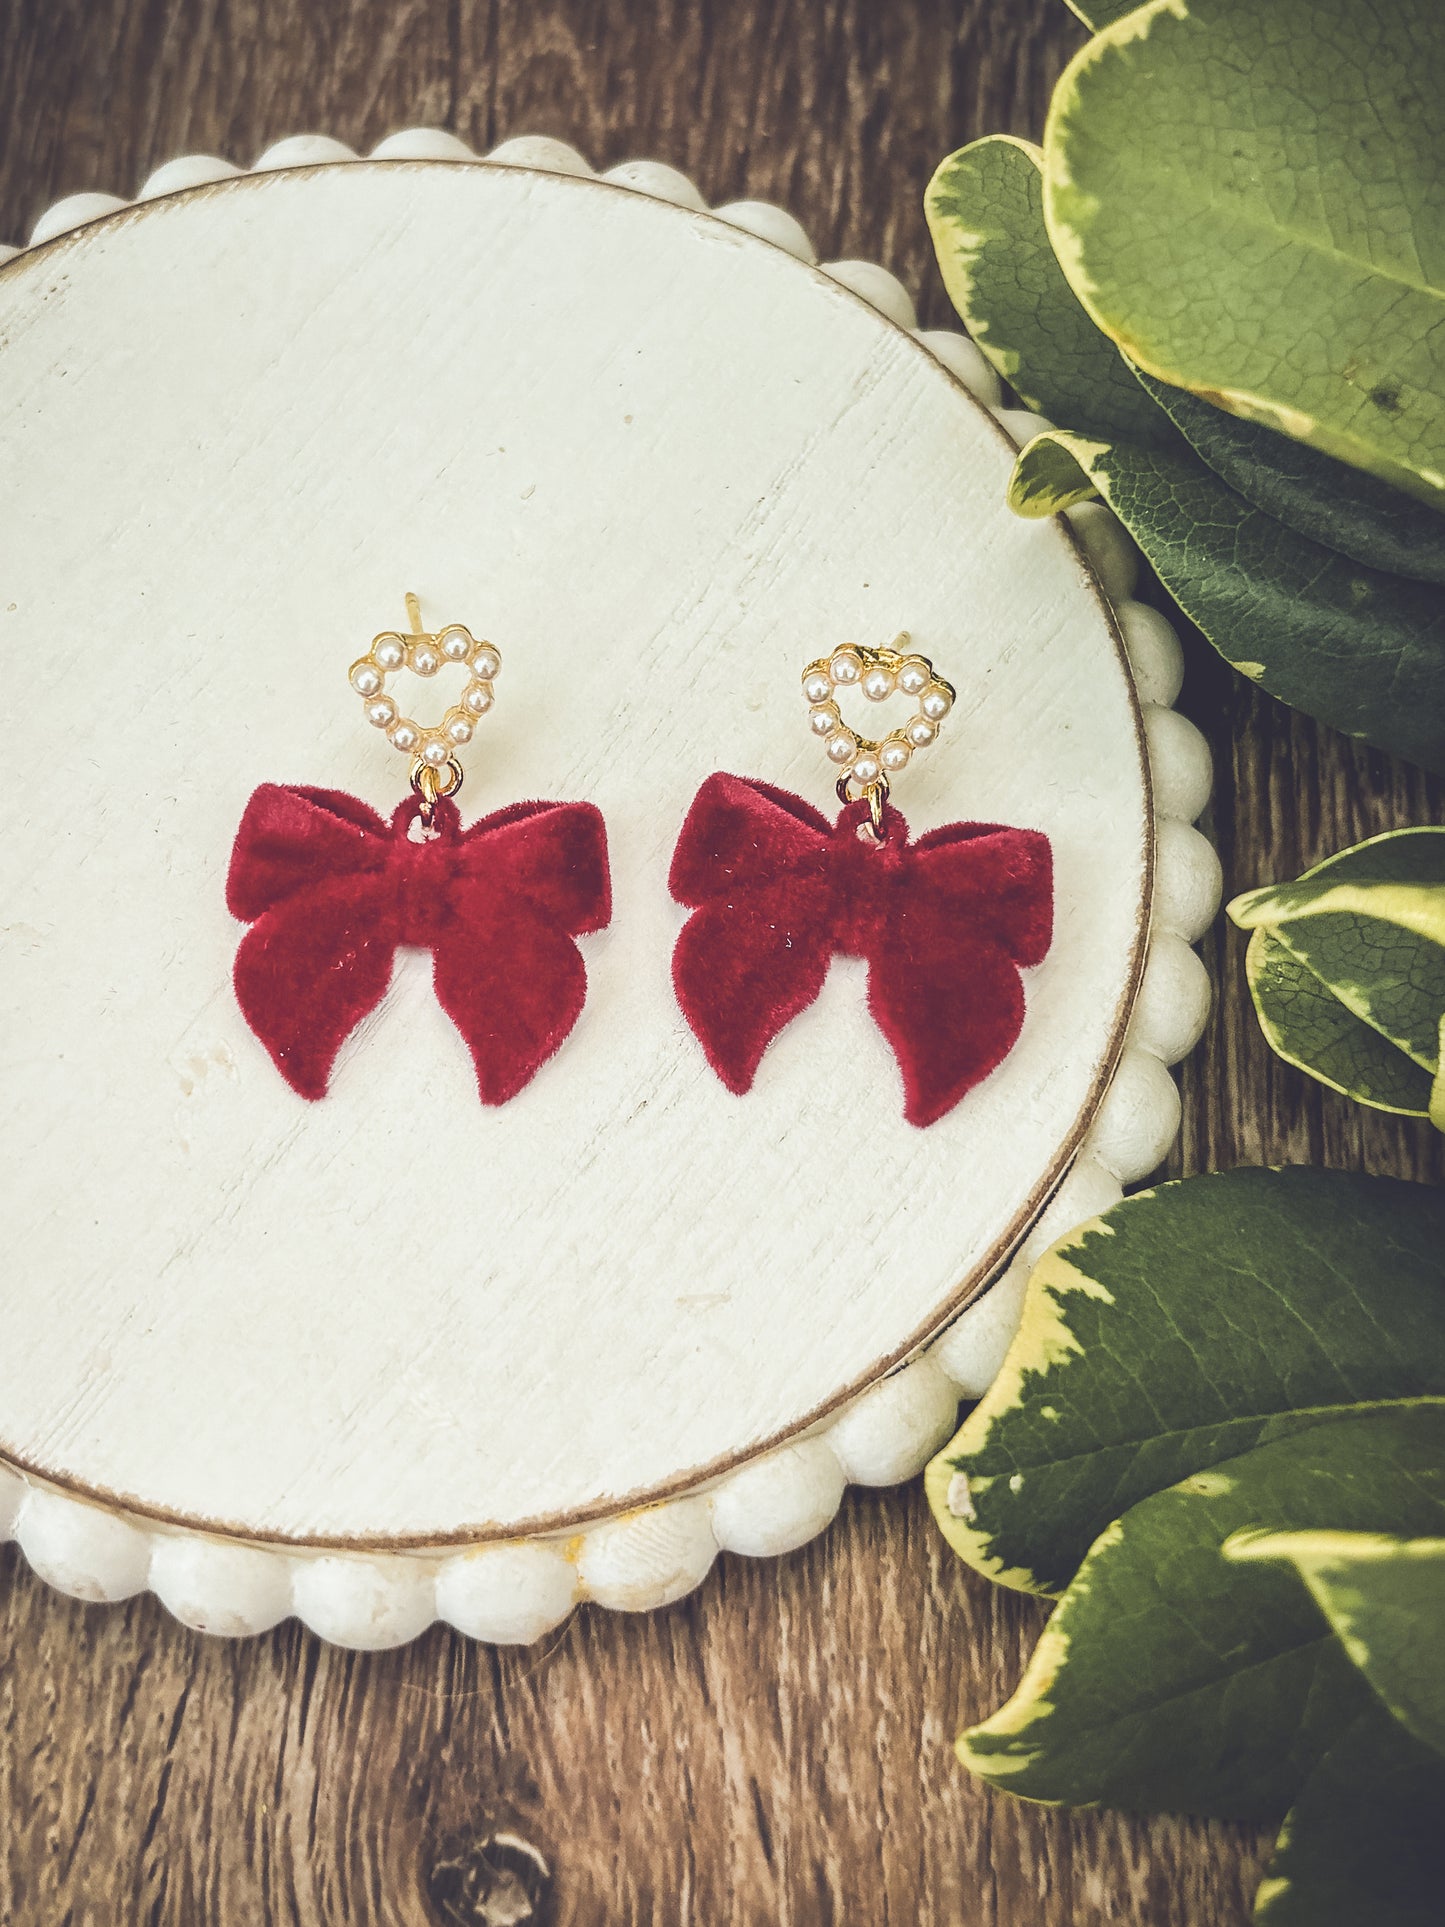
[669,634,1053,1126]
[227,594,610,1102]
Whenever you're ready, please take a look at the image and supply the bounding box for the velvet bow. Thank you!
[669,772,1053,1126]
[227,784,610,1102]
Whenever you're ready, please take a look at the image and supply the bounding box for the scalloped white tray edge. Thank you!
[0,129,1221,1647]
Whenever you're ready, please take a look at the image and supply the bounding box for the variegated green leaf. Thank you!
[1243,929,1435,1117]
[1251,1710,1445,1925]
[926,1169,1445,1596]
[1008,433,1445,772]
[925,137,1173,447]
[1133,369,1445,585]
[957,1403,1445,1817]
[1228,1529,1445,1759]
[1007,431,1101,515]
[1063,1,1145,26]
[1042,0,1445,506]
[1231,828,1445,1124]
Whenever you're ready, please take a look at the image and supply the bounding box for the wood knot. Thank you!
[425,1829,553,1926]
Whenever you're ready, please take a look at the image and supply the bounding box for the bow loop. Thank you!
[226,785,393,922]
[669,773,836,907]
[455,799,612,935]
[906,821,1054,963]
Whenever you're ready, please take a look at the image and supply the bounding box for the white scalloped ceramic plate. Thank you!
[0,133,1220,1645]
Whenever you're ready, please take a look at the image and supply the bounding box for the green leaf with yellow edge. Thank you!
[957,1402,1445,1818]
[925,137,1173,448]
[1042,0,1445,507]
[1243,929,1435,1118]
[1007,432,1445,772]
[1007,432,1101,515]
[1063,2,1145,27]
[1230,828,1445,1124]
[1251,1711,1445,1926]
[1133,369,1445,585]
[926,1168,1445,1596]
[1228,1529,1445,1759]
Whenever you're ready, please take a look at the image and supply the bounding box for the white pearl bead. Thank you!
[373,634,406,670]
[440,627,472,661]
[422,737,451,767]
[809,702,841,736]
[907,716,937,748]
[921,683,953,721]
[802,670,833,705]
[851,753,882,785]
[897,658,931,696]
[826,730,858,764]
[445,714,473,746]
[1119,601,1184,708]
[829,649,862,685]
[349,660,382,697]
[472,645,501,680]
[410,644,440,677]
[389,721,420,752]
[862,665,895,702]
[366,697,397,729]
[880,737,912,772]
[463,681,494,716]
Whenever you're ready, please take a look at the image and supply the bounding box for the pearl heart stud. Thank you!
[349,592,502,774]
[801,631,954,794]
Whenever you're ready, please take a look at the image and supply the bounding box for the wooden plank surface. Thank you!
[1,2,1440,1921]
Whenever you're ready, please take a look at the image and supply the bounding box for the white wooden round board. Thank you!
[0,134,1218,1644]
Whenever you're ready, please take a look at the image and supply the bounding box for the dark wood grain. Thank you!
[1,2,1441,1921]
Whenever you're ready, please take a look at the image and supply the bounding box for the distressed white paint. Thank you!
[0,154,1182,1605]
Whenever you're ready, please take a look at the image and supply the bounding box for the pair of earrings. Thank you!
[227,596,1053,1127]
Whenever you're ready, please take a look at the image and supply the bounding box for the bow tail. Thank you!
[673,880,833,1094]
[432,901,590,1105]
[867,918,1028,1128]
[233,886,397,1100]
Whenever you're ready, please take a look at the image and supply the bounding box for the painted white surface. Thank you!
[0,156,1155,1559]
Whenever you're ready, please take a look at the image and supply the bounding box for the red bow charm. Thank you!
[227,785,611,1102]
[669,773,1053,1126]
